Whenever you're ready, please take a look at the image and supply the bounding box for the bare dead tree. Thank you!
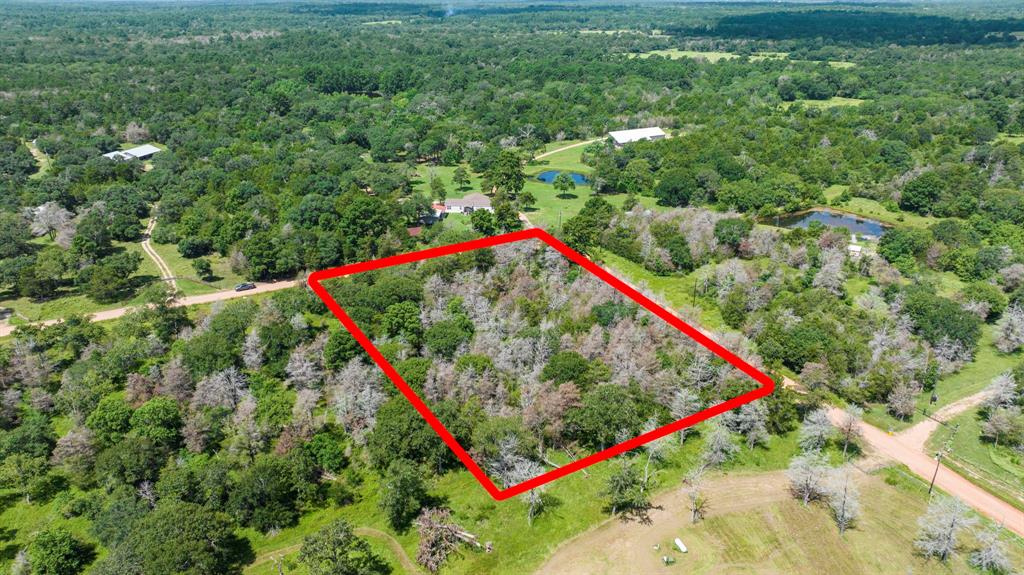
[994,304,1024,353]
[489,436,547,525]
[914,496,976,562]
[30,202,72,240]
[227,395,264,463]
[415,508,483,573]
[826,465,860,534]
[190,367,248,411]
[969,525,1013,574]
[836,405,863,459]
[684,467,708,524]
[670,388,701,443]
[887,383,918,421]
[700,422,738,469]
[157,356,193,403]
[787,450,831,506]
[242,330,264,371]
[797,408,834,452]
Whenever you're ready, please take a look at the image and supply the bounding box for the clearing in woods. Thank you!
[534,469,1024,575]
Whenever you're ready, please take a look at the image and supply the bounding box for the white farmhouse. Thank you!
[444,193,493,214]
[608,127,667,147]
[102,144,162,161]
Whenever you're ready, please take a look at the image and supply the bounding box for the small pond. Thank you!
[536,170,589,185]
[773,209,887,237]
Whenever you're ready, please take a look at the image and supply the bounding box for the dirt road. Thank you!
[827,393,1023,538]
[141,215,177,291]
[534,471,791,575]
[533,138,602,160]
[0,280,299,338]
[895,391,990,453]
[594,263,1022,536]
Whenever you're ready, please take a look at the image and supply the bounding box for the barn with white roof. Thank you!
[102,144,163,161]
[608,127,666,147]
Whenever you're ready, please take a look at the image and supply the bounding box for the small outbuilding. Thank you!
[102,144,162,161]
[847,244,864,260]
[445,193,493,214]
[608,127,666,147]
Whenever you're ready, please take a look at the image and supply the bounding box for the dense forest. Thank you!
[1,1,1024,574]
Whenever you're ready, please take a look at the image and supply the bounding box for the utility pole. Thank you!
[928,423,959,496]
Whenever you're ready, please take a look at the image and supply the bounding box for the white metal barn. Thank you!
[102,144,163,161]
[608,127,667,147]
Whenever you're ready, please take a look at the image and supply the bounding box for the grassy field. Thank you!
[823,185,940,229]
[594,249,726,331]
[782,97,865,110]
[24,140,52,179]
[927,408,1024,512]
[146,241,246,296]
[537,463,1022,575]
[0,488,108,571]
[998,132,1024,145]
[0,238,164,323]
[863,325,1023,432]
[629,49,749,63]
[415,142,663,232]
[240,430,808,575]
[628,49,854,69]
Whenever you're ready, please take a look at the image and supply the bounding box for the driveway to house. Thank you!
[141,214,177,291]
[533,138,602,160]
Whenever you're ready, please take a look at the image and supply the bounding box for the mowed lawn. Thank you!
[242,429,807,575]
[146,240,247,296]
[539,466,1023,575]
[927,407,1024,512]
[414,142,664,232]
[823,185,941,229]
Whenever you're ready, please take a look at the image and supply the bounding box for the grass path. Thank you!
[140,214,177,291]
[25,139,51,179]
[248,527,423,574]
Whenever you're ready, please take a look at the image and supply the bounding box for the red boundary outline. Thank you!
[308,227,775,501]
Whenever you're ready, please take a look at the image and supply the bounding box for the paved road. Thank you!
[0,280,299,338]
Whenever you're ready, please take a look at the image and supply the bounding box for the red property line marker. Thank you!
[308,227,775,501]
